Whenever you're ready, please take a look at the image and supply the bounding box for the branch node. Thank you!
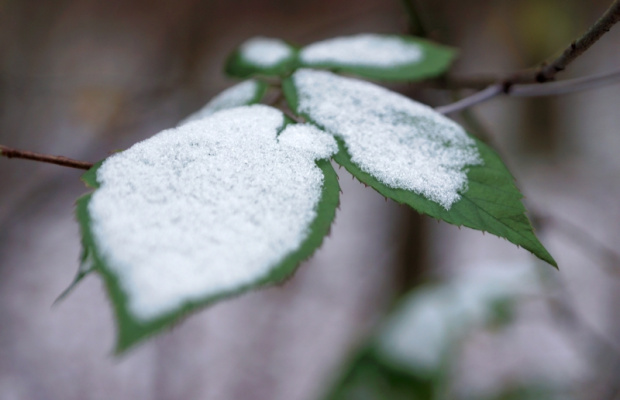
[501,80,514,94]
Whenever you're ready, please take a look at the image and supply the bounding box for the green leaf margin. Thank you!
[282,78,556,267]
[54,160,105,304]
[75,136,341,353]
[299,35,456,82]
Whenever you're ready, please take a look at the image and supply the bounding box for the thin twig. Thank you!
[437,69,620,114]
[435,85,502,114]
[424,74,499,90]
[435,0,620,114]
[510,69,620,97]
[0,144,94,170]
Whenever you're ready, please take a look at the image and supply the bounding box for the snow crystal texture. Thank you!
[180,80,260,125]
[300,34,423,67]
[239,37,293,67]
[293,69,482,209]
[278,123,338,160]
[88,105,337,321]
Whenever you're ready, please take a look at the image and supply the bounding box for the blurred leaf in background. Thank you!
[322,261,581,400]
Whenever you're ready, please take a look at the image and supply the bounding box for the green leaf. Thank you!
[284,69,556,266]
[179,80,268,125]
[225,37,298,78]
[323,262,544,400]
[334,139,555,266]
[75,105,340,353]
[299,33,456,81]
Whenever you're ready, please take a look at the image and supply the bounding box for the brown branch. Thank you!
[533,0,620,83]
[435,0,620,114]
[0,144,94,170]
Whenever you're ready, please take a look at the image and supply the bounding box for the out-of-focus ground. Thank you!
[1,0,619,399]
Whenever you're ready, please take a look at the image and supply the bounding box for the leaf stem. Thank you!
[400,0,429,37]
[0,144,94,170]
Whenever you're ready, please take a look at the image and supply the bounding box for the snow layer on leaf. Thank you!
[278,124,337,160]
[88,105,332,321]
[300,34,423,67]
[293,69,482,209]
[180,80,260,125]
[239,37,293,67]
[377,262,539,373]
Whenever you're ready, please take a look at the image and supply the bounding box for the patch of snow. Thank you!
[293,69,482,209]
[180,80,261,125]
[300,34,423,67]
[377,261,539,373]
[239,37,294,68]
[378,286,456,372]
[278,124,337,160]
[88,105,335,321]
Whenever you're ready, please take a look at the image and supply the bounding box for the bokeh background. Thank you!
[1,0,619,399]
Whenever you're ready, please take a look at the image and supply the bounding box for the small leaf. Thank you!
[299,33,456,81]
[284,69,555,266]
[179,80,267,125]
[225,37,298,78]
[77,105,340,352]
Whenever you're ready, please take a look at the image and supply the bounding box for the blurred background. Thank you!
[1,0,619,399]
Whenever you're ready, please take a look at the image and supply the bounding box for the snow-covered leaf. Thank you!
[284,69,555,266]
[323,262,542,400]
[225,37,298,78]
[299,33,455,81]
[76,105,340,352]
[179,80,267,125]
[377,262,539,373]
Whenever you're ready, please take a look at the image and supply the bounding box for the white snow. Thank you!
[377,262,539,373]
[88,105,337,321]
[293,69,482,209]
[239,37,293,67]
[180,80,261,125]
[278,124,338,160]
[300,34,423,67]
